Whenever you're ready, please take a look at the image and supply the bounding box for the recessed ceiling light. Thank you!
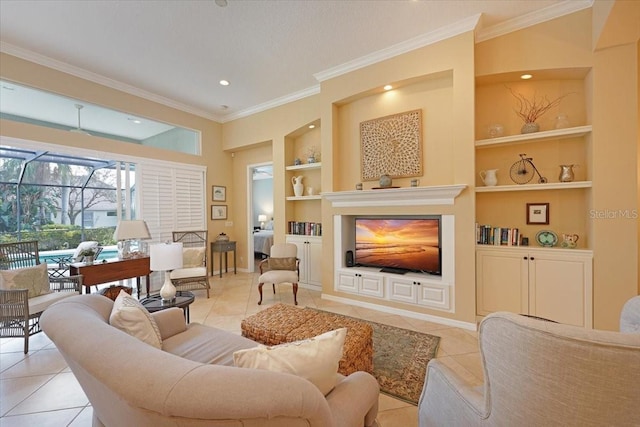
[308,124,315,129]
[127,118,142,124]
[520,74,533,80]
[219,80,230,86]
[215,0,228,6]
[384,85,393,91]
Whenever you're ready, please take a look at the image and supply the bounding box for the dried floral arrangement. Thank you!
[508,86,573,124]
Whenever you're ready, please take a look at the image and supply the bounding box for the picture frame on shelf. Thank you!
[527,203,549,225]
[212,185,226,202]
[211,205,227,220]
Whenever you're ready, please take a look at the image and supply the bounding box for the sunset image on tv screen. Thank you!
[355,218,440,273]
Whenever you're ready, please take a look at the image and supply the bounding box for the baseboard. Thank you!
[321,294,478,331]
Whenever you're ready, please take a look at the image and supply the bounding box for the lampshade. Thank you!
[150,242,184,272]
[258,214,267,222]
[113,220,151,241]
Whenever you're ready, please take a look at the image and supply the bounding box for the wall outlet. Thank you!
[225,221,233,227]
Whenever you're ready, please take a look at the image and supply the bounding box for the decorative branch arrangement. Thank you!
[508,86,573,124]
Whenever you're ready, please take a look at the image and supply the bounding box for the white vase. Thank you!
[479,169,498,186]
[291,176,304,197]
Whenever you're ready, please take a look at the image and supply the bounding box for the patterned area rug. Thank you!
[308,308,441,405]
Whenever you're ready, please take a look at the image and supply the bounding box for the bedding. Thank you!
[254,230,274,256]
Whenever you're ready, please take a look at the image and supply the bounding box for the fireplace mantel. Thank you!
[322,184,467,207]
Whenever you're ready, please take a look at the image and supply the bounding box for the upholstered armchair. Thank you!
[170,231,210,298]
[257,243,299,305]
[419,307,640,426]
[0,241,82,353]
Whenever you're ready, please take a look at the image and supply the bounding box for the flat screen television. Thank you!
[354,216,441,275]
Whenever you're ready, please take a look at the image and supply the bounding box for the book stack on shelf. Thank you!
[476,224,520,246]
[288,221,322,236]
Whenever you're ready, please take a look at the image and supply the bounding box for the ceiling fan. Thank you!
[69,104,91,135]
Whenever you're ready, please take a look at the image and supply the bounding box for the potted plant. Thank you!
[508,87,573,134]
[307,146,319,164]
[79,248,97,264]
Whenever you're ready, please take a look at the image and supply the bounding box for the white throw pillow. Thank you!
[109,290,162,348]
[0,263,51,298]
[233,328,347,395]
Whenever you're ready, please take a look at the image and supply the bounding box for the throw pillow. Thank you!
[233,328,347,395]
[182,247,205,268]
[268,257,297,271]
[0,263,51,298]
[109,290,162,348]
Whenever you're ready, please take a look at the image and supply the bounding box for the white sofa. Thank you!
[419,307,640,426]
[41,294,380,426]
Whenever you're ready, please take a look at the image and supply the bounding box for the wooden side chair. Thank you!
[257,243,300,305]
[171,231,210,298]
[0,241,82,353]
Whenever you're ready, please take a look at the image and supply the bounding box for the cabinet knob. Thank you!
[523,256,528,260]
[530,257,535,261]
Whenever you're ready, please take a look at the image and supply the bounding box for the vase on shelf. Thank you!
[291,176,304,197]
[521,122,540,134]
[559,164,576,182]
[555,114,570,129]
[479,169,498,186]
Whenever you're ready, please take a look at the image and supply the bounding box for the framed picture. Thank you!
[212,185,226,202]
[526,203,549,225]
[211,205,227,220]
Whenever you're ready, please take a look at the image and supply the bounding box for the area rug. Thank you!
[308,308,440,405]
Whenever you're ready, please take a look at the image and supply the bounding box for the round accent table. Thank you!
[140,291,195,323]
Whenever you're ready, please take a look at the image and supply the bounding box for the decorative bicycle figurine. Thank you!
[509,153,548,184]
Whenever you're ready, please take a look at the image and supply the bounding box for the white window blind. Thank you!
[138,162,206,244]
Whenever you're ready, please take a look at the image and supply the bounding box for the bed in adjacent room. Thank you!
[253,229,274,257]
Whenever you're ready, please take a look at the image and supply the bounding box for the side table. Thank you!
[140,291,195,322]
[210,241,237,278]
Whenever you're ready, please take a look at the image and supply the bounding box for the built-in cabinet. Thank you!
[474,69,594,327]
[476,246,593,327]
[335,268,385,298]
[286,234,322,288]
[335,267,452,311]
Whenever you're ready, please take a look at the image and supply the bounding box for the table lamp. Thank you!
[113,220,151,259]
[258,214,267,229]
[150,242,183,302]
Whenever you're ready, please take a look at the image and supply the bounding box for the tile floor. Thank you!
[1,270,483,427]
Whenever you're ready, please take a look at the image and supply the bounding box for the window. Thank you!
[0,142,206,252]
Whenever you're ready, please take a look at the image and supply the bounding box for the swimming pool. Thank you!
[39,245,119,264]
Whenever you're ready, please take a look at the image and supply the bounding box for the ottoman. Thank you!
[241,303,373,375]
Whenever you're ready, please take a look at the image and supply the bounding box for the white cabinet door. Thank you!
[306,238,322,286]
[287,235,322,287]
[476,249,528,315]
[335,268,384,297]
[476,247,593,328]
[528,252,592,327]
[387,276,418,304]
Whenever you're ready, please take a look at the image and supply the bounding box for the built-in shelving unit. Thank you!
[474,68,593,326]
[285,162,322,171]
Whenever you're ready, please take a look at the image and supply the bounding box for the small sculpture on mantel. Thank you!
[379,174,392,188]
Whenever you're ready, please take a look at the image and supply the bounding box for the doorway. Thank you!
[246,162,273,272]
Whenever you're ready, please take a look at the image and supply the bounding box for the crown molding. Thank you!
[314,14,482,83]
[0,42,223,122]
[220,85,320,123]
[475,0,594,43]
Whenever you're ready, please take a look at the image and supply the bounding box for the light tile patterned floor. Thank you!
[1,271,482,427]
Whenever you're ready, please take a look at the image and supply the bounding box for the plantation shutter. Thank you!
[138,161,206,244]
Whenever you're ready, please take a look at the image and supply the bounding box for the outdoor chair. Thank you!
[0,241,82,353]
[257,243,299,305]
[47,241,103,278]
[170,230,210,298]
